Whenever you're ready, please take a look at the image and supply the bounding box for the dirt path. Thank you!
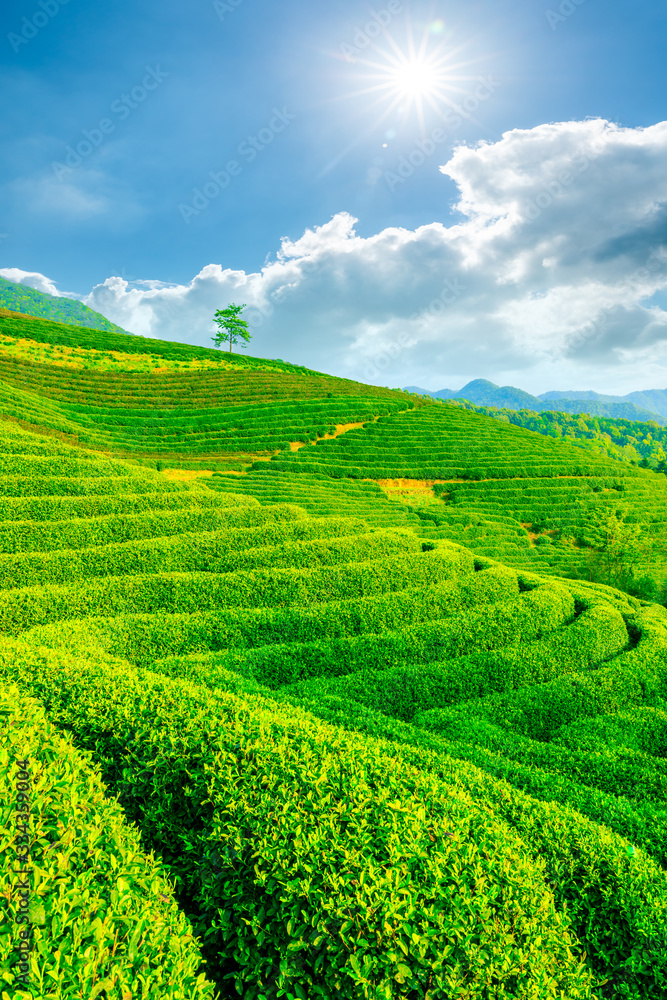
[289,415,379,451]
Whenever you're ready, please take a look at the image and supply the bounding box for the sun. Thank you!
[390,58,440,99]
[316,12,491,174]
[347,36,461,138]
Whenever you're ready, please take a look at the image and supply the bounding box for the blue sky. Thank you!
[1,0,667,393]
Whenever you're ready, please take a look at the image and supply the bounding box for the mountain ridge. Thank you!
[404,379,667,424]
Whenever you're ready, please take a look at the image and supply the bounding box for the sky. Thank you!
[1,0,667,394]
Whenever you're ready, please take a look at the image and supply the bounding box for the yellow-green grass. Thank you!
[2,417,667,998]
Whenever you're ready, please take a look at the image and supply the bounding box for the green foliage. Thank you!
[0,638,602,1000]
[0,313,412,467]
[211,302,251,353]
[426,474,667,602]
[0,309,316,371]
[462,402,667,470]
[5,326,667,997]
[265,402,637,480]
[0,277,132,335]
[1,683,219,999]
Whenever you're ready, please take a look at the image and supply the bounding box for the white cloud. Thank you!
[8,117,667,394]
[0,267,81,298]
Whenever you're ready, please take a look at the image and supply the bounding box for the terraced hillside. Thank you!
[4,316,667,998]
[3,416,667,999]
[261,398,640,479]
[241,401,667,594]
[9,309,666,591]
[442,399,667,471]
[0,311,412,471]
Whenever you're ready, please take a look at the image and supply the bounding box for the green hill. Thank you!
[0,275,133,336]
[3,314,667,999]
[0,309,414,472]
[247,396,667,598]
[448,400,667,472]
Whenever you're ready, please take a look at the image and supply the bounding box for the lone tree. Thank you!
[585,506,643,588]
[211,303,251,353]
[582,503,667,602]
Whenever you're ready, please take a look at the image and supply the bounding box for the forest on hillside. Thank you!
[0,277,131,336]
[447,400,667,474]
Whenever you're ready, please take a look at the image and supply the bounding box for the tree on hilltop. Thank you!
[211,303,251,353]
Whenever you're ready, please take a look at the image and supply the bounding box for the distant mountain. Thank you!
[404,380,667,424]
[404,386,457,399]
[542,387,667,420]
[404,379,539,409]
[554,400,665,422]
[0,276,132,336]
[539,389,627,402]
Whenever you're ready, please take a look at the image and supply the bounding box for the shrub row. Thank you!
[10,545,483,646]
[281,597,628,724]
[0,638,602,1000]
[0,523,418,588]
[18,575,579,685]
[0,682,219,1000]
[413,601,667,743]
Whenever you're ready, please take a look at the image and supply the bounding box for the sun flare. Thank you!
[317,14,490,177]
[390,58,441,99]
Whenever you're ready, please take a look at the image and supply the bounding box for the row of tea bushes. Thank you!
[0,314,416,467]
[0,492,283,554]
[412,598,667,743]
[0,374,411,464]
[277,590,629,722]
[11,550,500,664]
[264,404,640,480]
[1,636,604,1000]
[4,409,667,996]
[1,682,220,1000]
[207,468,423,529]
[0,308,312,369]
[0,517,407,588]
[142,599,667,996]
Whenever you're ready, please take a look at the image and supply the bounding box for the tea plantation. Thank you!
[0,310,409,472]
[3,314,667,1000]
[249,402,667,594]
